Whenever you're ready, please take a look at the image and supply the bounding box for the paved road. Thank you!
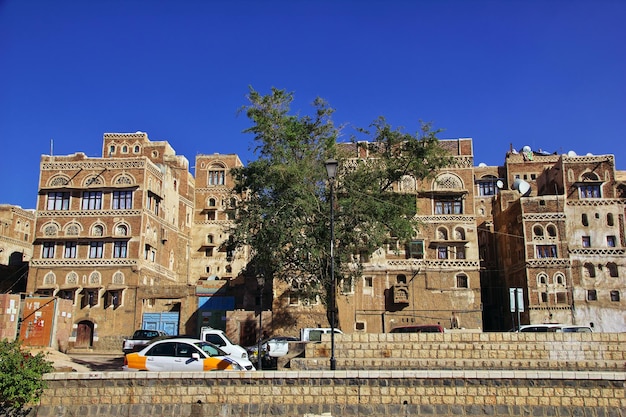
[68,353,124,371]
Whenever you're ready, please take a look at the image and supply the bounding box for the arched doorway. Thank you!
[75,320,94,348]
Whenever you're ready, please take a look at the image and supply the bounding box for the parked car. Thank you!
[559,325,593,333]
[122,329,168,354]
[246,336,299,369]
[300,328,344,342]
[199,327,254,369]
[122,338,253,372]
[390,324,444,333]
[512,324,563,332]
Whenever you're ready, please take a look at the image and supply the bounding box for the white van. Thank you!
[199,327,255,370]
[300,328,343,342]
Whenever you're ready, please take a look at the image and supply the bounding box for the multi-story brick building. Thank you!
[20,133,626,348]
[26,132,196,350]
[492,147,626,332]
[333,139,484,334]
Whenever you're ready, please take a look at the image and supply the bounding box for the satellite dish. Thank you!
[567,150,577,157]
[496,180,504,189]
[522,145,531,153]
[586,153,593,156]
[512,178,531,197]
[478,162,487,167]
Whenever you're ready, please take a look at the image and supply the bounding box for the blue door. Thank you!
[142,312,179,335]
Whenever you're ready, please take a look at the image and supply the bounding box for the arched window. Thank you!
[208,198,216,207]
[533,225,544,237]
[437,227,448,240]
[396,274,407,284]
[584,263,596,278]
[607,263,618,277]
[537,273,548,285]
[207,235,214,244]
[554,273,565,285]
[546,225,557,238]
[454,227,465,240]
[582,213,588,226]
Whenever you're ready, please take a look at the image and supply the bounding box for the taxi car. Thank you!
[123,337,250,372]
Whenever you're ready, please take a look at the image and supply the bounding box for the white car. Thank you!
[123,338,255,372]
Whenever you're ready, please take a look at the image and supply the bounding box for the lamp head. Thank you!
[325,158,338,179]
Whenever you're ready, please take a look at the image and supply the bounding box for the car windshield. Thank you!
[134,330,160,339]
[194,341,226,357]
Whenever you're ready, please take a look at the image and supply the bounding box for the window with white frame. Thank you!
[46,192,70,210]
[81,191,102,210]
[42,242,55,258]
[64,242,77,258]
[89,242,104,258]
[112,190,133,209]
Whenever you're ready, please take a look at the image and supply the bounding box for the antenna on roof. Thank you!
[50,139,53,156]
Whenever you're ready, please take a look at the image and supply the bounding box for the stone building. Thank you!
[492,147,626,332]
[190,153,262,346]
[0,204,34,293]
[334,139,484,334]
[26,132,196,350]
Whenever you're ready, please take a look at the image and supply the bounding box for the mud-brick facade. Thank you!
[191,154,263,346]
[493,149,626,332]
[335,139,483,334]
[0,204,35,292]
[26,132,196,350]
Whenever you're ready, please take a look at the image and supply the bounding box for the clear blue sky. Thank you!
[1,0,624,209]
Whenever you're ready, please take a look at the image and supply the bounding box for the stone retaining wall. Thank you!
[292,332,626,371]
[34,370,625,417]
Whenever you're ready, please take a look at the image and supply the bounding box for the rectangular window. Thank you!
[587,290,597,301]
[58,289,76,303]
[434,197,463,214]
[64,242,77,258]
[145,244,156,262]
[456,275,468,288]
[81,191,102,210]
[89,242,104,258]
[579,184,601,198]
[556,292,567,304]
[477,181,497,196]
[46,192,70,210]
[113,241,127,258]
[105,290,123,309]
[42,242,55,258]
[607,236,616,247]
[582,236,591,247]
[81,289,99,308]
[456,246,465,259]
[408,240,424,259]
[437,246,448,259]
[112,190,133,209]
[536,245,557,258]
[364,276,373,288]
[208,170,225,185]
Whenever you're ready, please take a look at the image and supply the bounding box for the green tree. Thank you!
[231,87,452,316]
[0,339,54,412]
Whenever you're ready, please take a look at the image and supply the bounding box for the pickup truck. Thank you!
[122,329,167,354]
[199,327,255,370]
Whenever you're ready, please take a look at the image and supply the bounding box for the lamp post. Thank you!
[256,274,265,370]
[325,158,338,371]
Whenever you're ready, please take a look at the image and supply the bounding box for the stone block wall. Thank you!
[292,332,626,371]
[34,369,626,417]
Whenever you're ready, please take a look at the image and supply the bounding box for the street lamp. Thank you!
[325,158,338,371]
[256,274,265,370]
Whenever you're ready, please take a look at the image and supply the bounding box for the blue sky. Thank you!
[1,0,624,209]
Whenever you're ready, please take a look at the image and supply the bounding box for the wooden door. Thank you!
[75,321,93,348]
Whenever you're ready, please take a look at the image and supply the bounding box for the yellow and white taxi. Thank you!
[123,337,247,372]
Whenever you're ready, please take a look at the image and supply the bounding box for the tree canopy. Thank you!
[231,87,453,304]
